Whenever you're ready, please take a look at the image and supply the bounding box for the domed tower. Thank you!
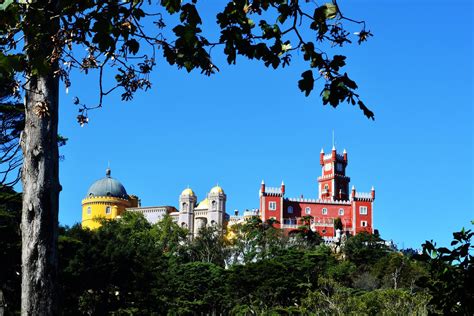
[178,188,197,234]
[81,168,133,229]
[207,185,226,227]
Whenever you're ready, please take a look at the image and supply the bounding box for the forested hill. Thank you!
[1,188,473,315]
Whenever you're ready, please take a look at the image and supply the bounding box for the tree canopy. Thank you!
[1,205,472,315]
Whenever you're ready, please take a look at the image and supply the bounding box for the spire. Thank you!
[371,186,375,191]
[261,179,265,185]
[320,148,324,153]
[343,148,347,154]
[332,129,335,148]
[281,180,285,186]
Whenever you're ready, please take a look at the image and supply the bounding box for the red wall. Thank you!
[353,200,373,234]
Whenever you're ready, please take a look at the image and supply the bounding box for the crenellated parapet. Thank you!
[286,197,351,205]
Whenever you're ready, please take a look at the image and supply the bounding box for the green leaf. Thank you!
[298,70,314,97]
[324,3,338,19]
[357,100,375,120]
[0,0,14,10]
[125,39,140,55]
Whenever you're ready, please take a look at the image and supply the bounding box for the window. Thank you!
[324,184,329,190]
[322,208,328,215]
[338,208,344,216]
[211,200,217,210]
[269,201,277,210]
[361,220,368,227]
[359,206,368,215]
[305,207,311,215]
[87,207,91,215]
[322,229,327,234]
[287,206,293,214]
[105,206,111,214]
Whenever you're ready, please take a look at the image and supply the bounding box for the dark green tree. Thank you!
[58,212,169,314]
[343,231,390,267]
[419,223,474,315]
[0,186,22,314]
[167,261,226,314]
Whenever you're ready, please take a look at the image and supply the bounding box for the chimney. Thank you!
[260,180,265,194]
[332,145,336,161]
[351,185,356,200]
[320,148,325,166]
[281,180,285,195]
[371,186,375,200]
[343,148,347,163]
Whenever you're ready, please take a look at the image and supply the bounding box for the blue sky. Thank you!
[32,1,472,249]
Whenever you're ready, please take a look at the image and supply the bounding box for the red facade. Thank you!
[259,147,375,239]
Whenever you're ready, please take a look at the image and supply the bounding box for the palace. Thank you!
[82,145,375,239]
[256,146,374,238]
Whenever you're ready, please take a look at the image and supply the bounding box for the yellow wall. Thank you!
[81,196,132,229]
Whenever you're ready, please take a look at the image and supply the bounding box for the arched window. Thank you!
[305,207,311,215]
[182,202,187,210]
[87,207,92,215]
[105,206,111,214]
[211,220,216,226]
[288,206,293,214]
[181,222,187,228]
[322,208,328,215]
[338,208,344,216]
[211,200,217,210]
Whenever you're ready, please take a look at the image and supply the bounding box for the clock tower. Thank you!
[318,146,350,201]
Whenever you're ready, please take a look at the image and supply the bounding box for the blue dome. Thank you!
[86,168,128,199]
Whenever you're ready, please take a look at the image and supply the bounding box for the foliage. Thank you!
[343,231,390,267]
[0,0,375,123]
[2,196,472,314]
[419,222,474,315]
[0,185,21,314]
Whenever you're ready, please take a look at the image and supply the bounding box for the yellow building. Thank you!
[81,168,138,229]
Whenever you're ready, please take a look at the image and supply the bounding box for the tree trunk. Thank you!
[20,1,61,310]
[0,288,4,316]
[20,71,60,315]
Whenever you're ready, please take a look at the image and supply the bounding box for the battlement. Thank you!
[354,192,373,201]
[318,174,350,181]
[263,186,283,196]
[286,197,351,205]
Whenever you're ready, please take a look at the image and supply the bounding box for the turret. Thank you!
[260,180,265,195]
[371,186,375,200]
[281,181,285,195]
[351,185,356,200]
[332,145,336,161]
[320,148,325,165]
[343,148,347,163]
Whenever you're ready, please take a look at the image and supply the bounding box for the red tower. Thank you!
[318,146,350,201]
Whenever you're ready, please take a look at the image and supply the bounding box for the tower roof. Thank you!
[181,188,195,196]
[210,185,224,194]
[86,168,128,199]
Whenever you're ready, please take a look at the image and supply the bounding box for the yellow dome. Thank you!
[181,188,195,196]
[210,185,224,194]
[196,198,209,210]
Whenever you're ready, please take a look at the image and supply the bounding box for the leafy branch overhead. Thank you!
[0,0,374,123]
